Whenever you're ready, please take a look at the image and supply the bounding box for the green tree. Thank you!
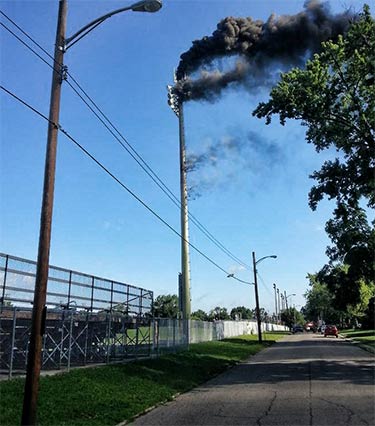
[208,306,230,321]
[325,204,372,261]
[258,308,269,322]
[153,294,179,318]
[254,6,375,312]
[281,308,305,328]
[253,6,375,211]
[347,279,375,323]
[304,273,340,323]
[191,309,209,321]
[362,296,375,329]
[230,306,253,320]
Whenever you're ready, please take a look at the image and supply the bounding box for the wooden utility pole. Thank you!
[21,1,67,424]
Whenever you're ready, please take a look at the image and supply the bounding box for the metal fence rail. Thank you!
[0,313,287,378]
[0,306,154,378]
[0,254,287,379]
[0,253,153,316]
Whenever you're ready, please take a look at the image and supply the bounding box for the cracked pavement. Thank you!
[130,333,375,426]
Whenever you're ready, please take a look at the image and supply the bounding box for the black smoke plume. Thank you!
[171,0,355,102]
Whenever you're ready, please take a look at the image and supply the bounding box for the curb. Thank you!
[116,394,181,426]
[116,338,285,425]
[339,334,375,354]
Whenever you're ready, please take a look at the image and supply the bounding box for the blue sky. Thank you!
[0,0,368,315]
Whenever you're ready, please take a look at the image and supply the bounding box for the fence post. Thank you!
[151,319,155,357]
[90,277,94,312]
[1,255,9,311]
[135,319,139,360]
[67,312,73,371]
[155,319,160,356]
[148,319,152,357]
[83,311,89,365]
[67,271,72,307]
[106,312,111,364]
[59,310,64,369]
[8,307,17,379]
[173,319,176,352]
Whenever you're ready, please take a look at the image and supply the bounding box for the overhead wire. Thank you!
[0,9,253,272]
[257,272,274,297]
[2,84,257,288]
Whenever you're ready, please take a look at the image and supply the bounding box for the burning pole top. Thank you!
[167,85,180,116]
[167,71,186,116]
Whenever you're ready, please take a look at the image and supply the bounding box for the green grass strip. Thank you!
[0,332,287,426]
[340,329,375,351]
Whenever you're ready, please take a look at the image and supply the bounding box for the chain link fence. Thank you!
[0,253,287,379]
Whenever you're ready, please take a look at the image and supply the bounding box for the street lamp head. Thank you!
[255,254,277,265]
[131,0,162,12]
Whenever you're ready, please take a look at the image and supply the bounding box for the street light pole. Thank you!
[178,101,191,320]
[277,288,281,324]
[285,293,296,311]
[21,2,162,424]
[167,81,191,321]
[273,283,277,322]
[252,252,277,344]
[21,2,67,424]
[252,251,262,343]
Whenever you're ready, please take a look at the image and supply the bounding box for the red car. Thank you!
[324,325,339,338]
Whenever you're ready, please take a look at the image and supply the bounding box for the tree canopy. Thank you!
[230,306,254,320]
[153,294,179,318]
[253,5,375,212]
[208,306,230,321]
[281,308,305,328]
[254,6,375,322]
[191,309,209,321]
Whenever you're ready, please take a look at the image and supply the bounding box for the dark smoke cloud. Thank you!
[186,130,285,199]
[172,0,355,102]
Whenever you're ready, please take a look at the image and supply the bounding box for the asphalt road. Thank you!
[130,333,375,426]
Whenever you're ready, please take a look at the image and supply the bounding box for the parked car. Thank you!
[324,325,339,338]
[292,324,304,333]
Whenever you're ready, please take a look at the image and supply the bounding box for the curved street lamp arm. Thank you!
[64,0,162,50]
[65,5,133,49]
[255,255,277,266]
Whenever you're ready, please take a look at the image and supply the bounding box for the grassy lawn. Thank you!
[0,332,287,426]
[340,329,375,350]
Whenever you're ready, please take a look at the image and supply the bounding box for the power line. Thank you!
[257,272,274,297]
[0,21,54,71]
[0,9,252,271]
[2,85,258,285]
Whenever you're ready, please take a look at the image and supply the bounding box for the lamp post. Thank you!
[277,288,281,324]
[273,283,278,322]
[21,2,162,424]
[167,84,191,321]
[252,252,277,344]
[285,293,296,310]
